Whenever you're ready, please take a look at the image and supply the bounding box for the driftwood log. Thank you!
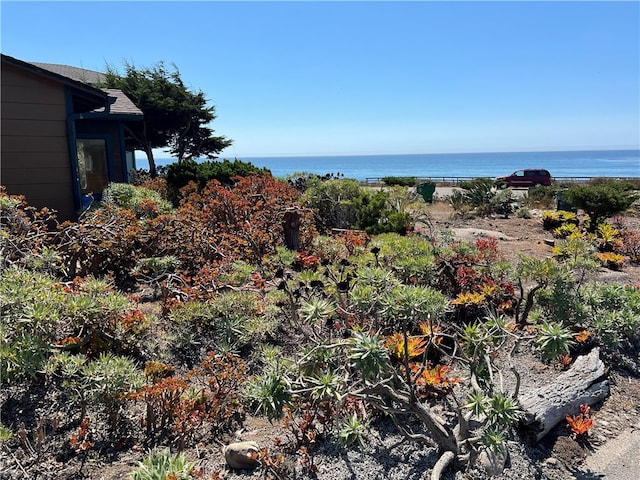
[519,347,609,443]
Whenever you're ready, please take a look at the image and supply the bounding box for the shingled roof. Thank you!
[30,62,107,85]
[29,61,142,117]
[101,88,143,116]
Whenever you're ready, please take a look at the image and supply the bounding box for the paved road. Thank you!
[576,428,640,479]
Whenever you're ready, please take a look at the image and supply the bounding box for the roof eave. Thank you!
[1,53,107,102]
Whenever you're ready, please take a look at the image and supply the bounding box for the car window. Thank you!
[514,171,524,177]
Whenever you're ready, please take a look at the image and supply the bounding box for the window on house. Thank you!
[77,138,109,195]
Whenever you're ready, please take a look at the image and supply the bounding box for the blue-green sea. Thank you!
[149,149,639,181]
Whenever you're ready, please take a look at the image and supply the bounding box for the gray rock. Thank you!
[224,441,260,469]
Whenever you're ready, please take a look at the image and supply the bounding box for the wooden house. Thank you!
[1,54,143,220]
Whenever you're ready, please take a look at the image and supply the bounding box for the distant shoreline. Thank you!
[138,149,640,181]
[146,147,639,163]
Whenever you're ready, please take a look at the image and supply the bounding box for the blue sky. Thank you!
[2,1,639,159]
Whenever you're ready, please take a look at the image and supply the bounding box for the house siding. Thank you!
[1,63,76,220]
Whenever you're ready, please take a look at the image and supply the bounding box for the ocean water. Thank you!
[151,149,639,181]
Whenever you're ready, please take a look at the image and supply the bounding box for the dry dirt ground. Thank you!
[425,199,640,285]
[2,200,639,480]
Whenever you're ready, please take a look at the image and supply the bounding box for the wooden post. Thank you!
[283,210,300,251]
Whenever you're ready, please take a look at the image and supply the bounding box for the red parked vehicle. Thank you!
[496,169,552,188]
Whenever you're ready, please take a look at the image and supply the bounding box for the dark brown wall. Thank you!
[1,63,76,220]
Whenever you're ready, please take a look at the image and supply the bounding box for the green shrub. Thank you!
[459,178,495,191]
[303,179,411,234]
[101,183,173,218]
[450,178,517,217]
[165,158,270,202]
[583,283,640,349]
[565,181,638,231]
[380,284,449,323]
[588,177,637,190]
[448,190,474,218]
[1,268,69,381]
[353,190,411,234]
[245,372,292,420]
[489,189,516,218]
[1,267,145,382]
[303,178,362,231]
[381,176,416,187]
[523,185,560,209]
[349,267,402,320]
[364,233,436,285]
[286,172,339,192]
[551,234,596,265]
[48,352,143,432]
[533,270,591,327]
[168,293,278,357]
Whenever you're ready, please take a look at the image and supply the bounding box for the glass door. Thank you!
[76,138,109,195]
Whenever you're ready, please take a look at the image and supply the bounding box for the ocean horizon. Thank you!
[144,149,640,181]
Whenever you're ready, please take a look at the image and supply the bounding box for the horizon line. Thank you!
[148,146,640,160]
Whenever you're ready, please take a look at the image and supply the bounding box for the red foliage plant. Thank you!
[69,417,94,452]
[295,252,320,270]
[0,187,58,265]
[163,176,316,277]
[129,352,246,450]
[435,238,515,318]
[338,230,370,254]
[617,230,640,264]
[117,309,149,334]
[409,363,461,398]
[566,404,594,437]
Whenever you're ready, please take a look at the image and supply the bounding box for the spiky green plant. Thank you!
[245,373,291,421]
[487,392,521,427]
[481,425,506,453]
[300,297,335,324]
[309,370,342,401]
[465,391,489,417]
[130,449,194,480]
[536,320,575,361]
[338,413,367,449]
[347,329,390,383]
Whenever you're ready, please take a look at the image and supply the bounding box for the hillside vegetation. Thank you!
[1,175,639,480]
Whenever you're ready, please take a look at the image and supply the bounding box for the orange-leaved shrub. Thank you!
[129,352,246,450]
[162,176,316,276]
